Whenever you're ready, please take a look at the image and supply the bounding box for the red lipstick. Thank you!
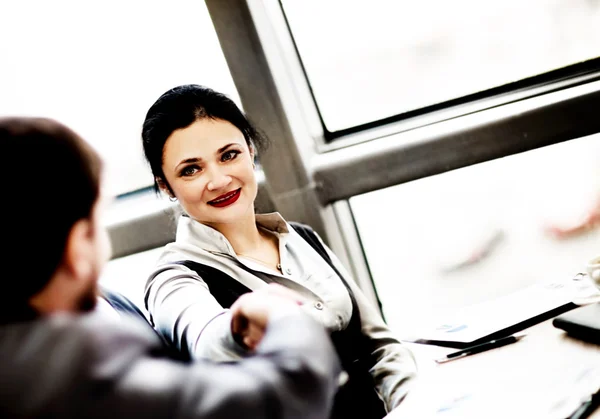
[208,188,241,208]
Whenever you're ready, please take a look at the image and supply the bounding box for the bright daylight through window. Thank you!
[0,0,240,197]
[282,0,600,132]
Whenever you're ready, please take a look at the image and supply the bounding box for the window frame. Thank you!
[279,0,600,141]
[108,0,600,313]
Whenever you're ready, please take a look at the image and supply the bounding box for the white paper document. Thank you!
[385,356,600,419]
[420,364,600,419]
[406,278,583,345]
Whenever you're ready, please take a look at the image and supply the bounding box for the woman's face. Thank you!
[161,118,257,228]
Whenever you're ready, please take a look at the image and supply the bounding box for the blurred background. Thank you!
[1,0,599,336]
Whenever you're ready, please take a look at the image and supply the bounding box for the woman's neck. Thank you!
[208,213,280,269]
[207,212,264,254]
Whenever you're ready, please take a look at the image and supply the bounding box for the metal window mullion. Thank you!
[205,0,329,239]
[312,79,600,205]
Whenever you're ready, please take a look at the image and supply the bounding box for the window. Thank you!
[0,0,240,197]
[282,0,600,133]
[351,134,600,335]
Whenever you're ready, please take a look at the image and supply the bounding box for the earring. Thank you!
[169,196,177,202]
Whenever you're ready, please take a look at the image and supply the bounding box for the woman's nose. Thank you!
[206,168,232,191]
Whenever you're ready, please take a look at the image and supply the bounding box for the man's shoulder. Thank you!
[0,312,160,361]
[0,313,166,417]
[65,311,161,350]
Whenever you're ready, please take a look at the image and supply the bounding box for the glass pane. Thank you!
[350,135,600,337]
[0,0,240,196]
[282,0,600,132]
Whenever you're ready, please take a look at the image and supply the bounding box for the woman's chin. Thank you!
[200,204,254,225]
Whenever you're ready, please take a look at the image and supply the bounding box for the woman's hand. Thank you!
[230,284,306,351]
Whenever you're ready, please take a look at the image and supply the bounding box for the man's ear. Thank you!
[63,218,94,280]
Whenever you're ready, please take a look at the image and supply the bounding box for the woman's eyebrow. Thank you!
[174,157,201,172]
[174,142,242,171]
[217,142,240,154]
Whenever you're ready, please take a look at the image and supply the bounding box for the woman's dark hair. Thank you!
[141,84,268,194]
[0,117,102,304]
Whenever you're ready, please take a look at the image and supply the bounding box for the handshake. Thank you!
[230,283,308,351]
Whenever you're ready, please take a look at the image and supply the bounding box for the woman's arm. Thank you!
[317,237,418,412]
[144,263,247,361]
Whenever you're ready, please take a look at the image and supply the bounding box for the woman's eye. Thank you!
[181,166,200,177]
[222,150,240,162]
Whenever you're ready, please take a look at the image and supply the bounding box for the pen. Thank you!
[434,332,527,364]
[567,388,600,419]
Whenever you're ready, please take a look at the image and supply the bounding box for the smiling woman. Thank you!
[160,118,258,228]
[140,84,418,419]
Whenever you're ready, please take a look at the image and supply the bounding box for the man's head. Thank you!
[0,117,111,315]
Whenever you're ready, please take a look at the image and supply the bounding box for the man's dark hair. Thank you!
[0,117,102,307]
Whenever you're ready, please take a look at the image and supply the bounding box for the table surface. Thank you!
[386,316,600,419]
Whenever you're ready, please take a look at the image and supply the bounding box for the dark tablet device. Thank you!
[553,303,600,345]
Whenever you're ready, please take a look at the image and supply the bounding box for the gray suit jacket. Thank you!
[0,310,340,419]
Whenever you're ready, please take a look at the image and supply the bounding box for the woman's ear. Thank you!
[156,178,175,199]
[249,145,256,168]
